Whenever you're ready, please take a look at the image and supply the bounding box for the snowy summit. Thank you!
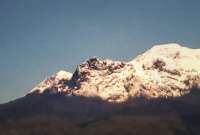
[30,43,200,102]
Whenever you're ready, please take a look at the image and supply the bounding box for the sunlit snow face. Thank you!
[30,70,72,93]
[29,44,200,102]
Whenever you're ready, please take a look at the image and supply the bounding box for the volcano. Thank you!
[0,43,200,135]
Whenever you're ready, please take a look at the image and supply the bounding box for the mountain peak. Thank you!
[55,70,72,80]
[151,43,182,49]
[29,44,200,102]
[30,70,72,94]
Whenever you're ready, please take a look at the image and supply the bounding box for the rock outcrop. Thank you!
[30,43,200,102]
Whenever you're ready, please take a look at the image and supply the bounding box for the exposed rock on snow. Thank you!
[71,57,135,102]
[30,70,72,94]
[130,43,200,98]
[29,43,200,102]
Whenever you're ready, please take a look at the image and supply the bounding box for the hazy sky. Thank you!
[0,0,200,103]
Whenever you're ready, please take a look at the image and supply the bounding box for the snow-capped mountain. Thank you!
[30,43,200,102]
[1,43,200,135]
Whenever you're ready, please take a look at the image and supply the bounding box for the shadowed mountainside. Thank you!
[0,86,200,135]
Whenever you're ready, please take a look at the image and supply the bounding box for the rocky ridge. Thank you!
[30,43,200,102]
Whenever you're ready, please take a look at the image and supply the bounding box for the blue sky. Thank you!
[0,0,200,103]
